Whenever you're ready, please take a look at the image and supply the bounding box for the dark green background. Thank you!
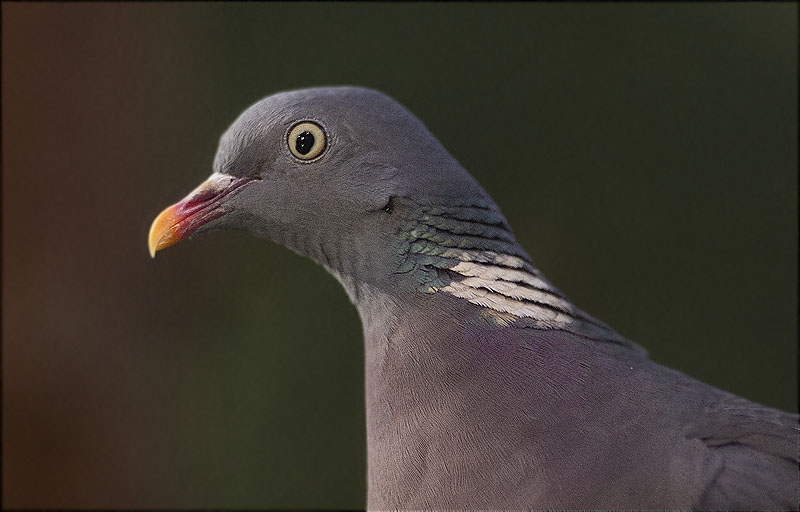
[2,3,796,509]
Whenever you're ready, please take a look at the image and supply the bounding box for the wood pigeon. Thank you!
[148,87,799,510]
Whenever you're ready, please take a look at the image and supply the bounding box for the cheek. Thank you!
[327,163,397,213]
[235,180,290,223]
[245,177,329,229]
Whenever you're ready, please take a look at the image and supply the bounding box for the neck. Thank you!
[316,196,640,507]
[354,196,624,341]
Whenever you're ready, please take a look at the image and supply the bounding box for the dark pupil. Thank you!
[295,130,315,155]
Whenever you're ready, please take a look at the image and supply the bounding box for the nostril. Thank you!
[182,190,219,211]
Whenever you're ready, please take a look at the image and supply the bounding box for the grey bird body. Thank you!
[361,292,797,508]
[149,86,799,509]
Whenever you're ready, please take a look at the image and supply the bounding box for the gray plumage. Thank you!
[163,87,799,509]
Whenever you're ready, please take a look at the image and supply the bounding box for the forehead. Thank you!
[223,89,376,148]
[213,87,412,174]
[214,87,427,175]
[235,87,408,133]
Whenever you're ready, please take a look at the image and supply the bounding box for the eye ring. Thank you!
[287,121,327,161]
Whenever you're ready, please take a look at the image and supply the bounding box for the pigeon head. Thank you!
[149,87,503,290]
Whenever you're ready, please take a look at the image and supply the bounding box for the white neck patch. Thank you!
[428,249,620,340]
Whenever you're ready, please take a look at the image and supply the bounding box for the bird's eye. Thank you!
[287,121,327,161]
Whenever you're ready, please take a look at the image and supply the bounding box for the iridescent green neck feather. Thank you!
[393,197,631,346]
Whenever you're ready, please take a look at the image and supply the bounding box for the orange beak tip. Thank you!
[148,204,182,259]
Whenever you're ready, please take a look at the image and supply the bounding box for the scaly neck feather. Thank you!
[389,196,629,346]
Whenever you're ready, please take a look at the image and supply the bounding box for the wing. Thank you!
[689,396,799,509]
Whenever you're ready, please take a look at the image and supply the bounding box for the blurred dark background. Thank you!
[2,2,796,509]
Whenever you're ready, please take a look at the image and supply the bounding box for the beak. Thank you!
[148,172,258,258]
